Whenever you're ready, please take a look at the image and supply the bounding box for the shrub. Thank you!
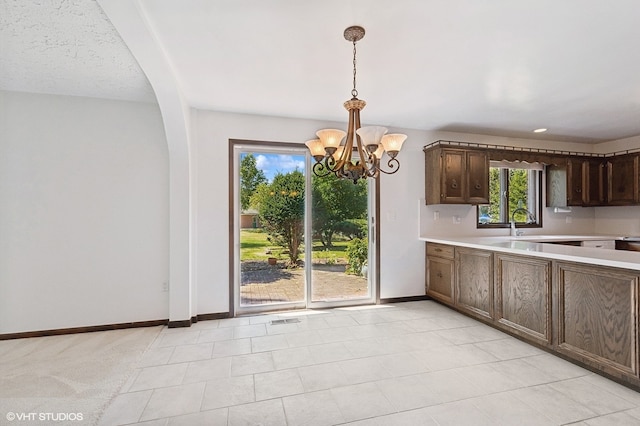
[346,237,368,275]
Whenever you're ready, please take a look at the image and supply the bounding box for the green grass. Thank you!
[240,229,280,260]
[240,229,350,263]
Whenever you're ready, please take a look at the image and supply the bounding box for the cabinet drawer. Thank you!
[427,243,454,259]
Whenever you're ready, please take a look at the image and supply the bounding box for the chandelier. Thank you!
[305,26,407,183]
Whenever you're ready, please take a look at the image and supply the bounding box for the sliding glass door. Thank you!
[232,141,376,315]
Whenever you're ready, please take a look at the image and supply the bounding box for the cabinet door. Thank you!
[555,262,638,377]
[456,248,493,319]
[583,159,605,206]
[607,155,639,205]
[566,159,584,206]
[546,164,568,207]
[495,253,552,346]
[440,150,466,203]
[426,256,454,304]
[466,151,490,204]
[424,148,441,205]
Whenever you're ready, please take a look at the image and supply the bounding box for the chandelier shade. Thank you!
[332,146,345,161]
[306,26,406,183]
[305,139,325,160]
[316,129,346,152]
[356,126,387,149]
[381,134,408,157]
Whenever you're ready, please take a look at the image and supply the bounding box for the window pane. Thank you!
[478,164,541,227]
[509,168,529,222]
[479,167,501,224]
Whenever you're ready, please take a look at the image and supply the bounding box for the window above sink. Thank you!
[477,160,543,230]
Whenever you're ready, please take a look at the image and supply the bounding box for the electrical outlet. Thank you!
[162,281,169,292]
[453,215,461,224]
[434,211,440,220]
[566,216,573,224]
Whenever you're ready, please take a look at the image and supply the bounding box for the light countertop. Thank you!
[419,235,640,271]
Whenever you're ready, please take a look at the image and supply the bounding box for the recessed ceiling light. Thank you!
[533,128,548,133]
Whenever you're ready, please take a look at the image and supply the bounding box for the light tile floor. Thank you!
[5,300,640,425]
[0,326,161,425]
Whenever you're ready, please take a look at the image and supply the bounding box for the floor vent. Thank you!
[270,318,301,325]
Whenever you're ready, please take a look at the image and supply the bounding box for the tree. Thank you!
[487,167,501,221]
[240,154,267,211]
[312,173,367,247]
[508,169,529,220]
[251,170,305,267]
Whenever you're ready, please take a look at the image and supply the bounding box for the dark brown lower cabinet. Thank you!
[425,243,455,304]
[455,248,493,320]
[555,262,639,378]
[426,243,640,388]
[494,254,552,346]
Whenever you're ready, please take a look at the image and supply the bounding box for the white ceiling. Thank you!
[3,0,640,143]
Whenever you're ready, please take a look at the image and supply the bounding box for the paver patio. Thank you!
[240,261,368,305]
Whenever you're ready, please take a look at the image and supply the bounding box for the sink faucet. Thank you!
[511,207,535,236]
[510,224,525,237]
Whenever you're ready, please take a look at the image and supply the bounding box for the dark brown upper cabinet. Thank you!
[583,159,606,206]
[424,147,489,205]
[425,141,639,208]
[607,154,639,205]
[548,158,606,207]
[566,158,585,206]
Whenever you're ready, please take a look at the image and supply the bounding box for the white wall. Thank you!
[593,207,640,236]
[592,134,640,155]
[0,91,169,334]
[191,110,430,309]
[190,115,640,310]
[5,90,640,334]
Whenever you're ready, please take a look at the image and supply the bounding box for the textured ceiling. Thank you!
[0,0,155,103]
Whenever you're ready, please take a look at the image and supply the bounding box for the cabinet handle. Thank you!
[451,179,458,189]
[576,189,582,193]
[474,183,481,190]
[437,272,443,278]
[434,248,442,252]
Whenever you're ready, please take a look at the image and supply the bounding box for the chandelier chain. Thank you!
[351,40,358,98]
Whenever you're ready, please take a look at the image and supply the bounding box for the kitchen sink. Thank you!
[508,235,598,242]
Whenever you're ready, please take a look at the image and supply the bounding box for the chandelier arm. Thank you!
[311,160,337,178]
[343,110,356,166]
[334,152,349,177]
[361,152,379,176]
[353,109,370,169]
[365,167,380,179]
[377,157,401,175]
[323,153,343,174]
